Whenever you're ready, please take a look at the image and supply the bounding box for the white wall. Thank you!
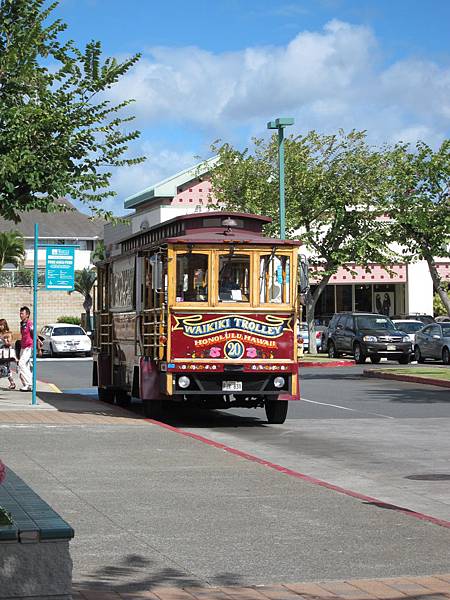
[406,261,434,315]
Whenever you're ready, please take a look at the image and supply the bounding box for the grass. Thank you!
[0,507,13,527]
[378,366,450,381]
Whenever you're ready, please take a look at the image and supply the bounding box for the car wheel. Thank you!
[328,342,340,359]
[414,345,425,363]
[442,347,450,366]
[370,355,381,364]
[265,397,288,424]
[354,343,366,364]
[398,355,410,365]
[50,344,58,358]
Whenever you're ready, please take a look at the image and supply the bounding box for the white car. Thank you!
[40,323,92,357]
[392,319,424,345]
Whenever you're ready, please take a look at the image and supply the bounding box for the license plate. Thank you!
[222,381,243,392]
[387,345,396,350]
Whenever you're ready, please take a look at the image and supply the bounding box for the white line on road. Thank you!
[301,397,395,419]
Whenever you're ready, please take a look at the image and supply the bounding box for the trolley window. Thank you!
[176,253,208,302]
[218,254,250,303]
[260,254,290,304]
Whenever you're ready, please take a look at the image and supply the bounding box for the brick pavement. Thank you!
[72,575,450,599]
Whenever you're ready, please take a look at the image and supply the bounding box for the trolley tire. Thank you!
[115,389,130,408]
[265,397,288,424]
[143,398,164,419]
[98,387,114,404]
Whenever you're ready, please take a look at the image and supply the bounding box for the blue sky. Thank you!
[54,0,450,214]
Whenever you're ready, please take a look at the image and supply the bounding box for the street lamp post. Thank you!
[267,117,294,240]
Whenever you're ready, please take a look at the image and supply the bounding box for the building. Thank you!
[0,198,103,278]
[0,199,104,333]
[112,161,449,322]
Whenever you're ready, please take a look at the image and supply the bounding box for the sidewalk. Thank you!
[73,574,450,599]
[0,379,59,410]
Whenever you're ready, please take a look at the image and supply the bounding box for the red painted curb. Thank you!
[364,370,450,388]
[299,360,354,368]
[144,417,450,530]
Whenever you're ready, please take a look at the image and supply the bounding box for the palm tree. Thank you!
[72,268,97,329]
[0,231,25,271]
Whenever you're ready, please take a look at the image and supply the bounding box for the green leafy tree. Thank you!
[0,0,144,222]
[0,231,25,270]
[389,140,450,316]
[91,240,106,263]
[209,130,394,353]
[71,268,96,327]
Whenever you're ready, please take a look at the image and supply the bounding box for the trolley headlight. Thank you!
[273,376,285,389]
[178,376,190,389]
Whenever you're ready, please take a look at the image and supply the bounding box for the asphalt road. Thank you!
[37,358,450,520]
[7,357,445,589]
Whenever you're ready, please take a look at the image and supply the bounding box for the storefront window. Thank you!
[218,254,250,302]
[260,254,290,303]
[176,253,208,302]
[336,285,352,312]
[355,285,372,312]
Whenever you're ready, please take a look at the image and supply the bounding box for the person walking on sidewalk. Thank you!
[18,306,34,392]
[0,319,16,390]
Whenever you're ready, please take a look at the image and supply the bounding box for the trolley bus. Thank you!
[93,211,303,423]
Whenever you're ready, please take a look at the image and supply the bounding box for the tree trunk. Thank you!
[305,272,333,355]
[424,254,450,316]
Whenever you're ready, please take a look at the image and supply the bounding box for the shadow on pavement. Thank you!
[74,554,246,592]
[365,386,450,404]
[36,391,145,419]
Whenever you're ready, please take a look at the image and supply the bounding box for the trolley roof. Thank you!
[120,212,302,253]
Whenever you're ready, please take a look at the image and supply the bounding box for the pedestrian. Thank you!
[0,319,16,389]
[18,306,34,392]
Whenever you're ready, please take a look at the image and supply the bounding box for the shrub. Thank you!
[57,316,81,325]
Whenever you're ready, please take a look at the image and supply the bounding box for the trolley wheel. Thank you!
[115,389,130,408]
[143,398,164,419]
[265,397,288,424]
[98,387,114,404]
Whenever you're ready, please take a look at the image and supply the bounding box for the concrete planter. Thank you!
[0,469,74,600]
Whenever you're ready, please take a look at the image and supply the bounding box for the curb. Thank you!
[363,370,450,388]
[299,359,355,368]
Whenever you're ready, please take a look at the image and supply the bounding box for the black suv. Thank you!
[327,312,412,364]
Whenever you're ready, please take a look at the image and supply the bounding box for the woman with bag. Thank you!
[0,319,16,390]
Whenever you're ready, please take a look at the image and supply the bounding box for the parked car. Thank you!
[40,323,92,357]
[414,322,450,365]
[298,323,327,352]
[327,312,412,364]
[435,315,450,323]
[392,314,435,325]
[392,319,424,346]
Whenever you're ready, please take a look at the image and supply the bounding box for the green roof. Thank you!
[124,156,219,210]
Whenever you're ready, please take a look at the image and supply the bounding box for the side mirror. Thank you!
[432,334,441,339]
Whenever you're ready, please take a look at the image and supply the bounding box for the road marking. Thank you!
[301,397,395,419]
[37,357,92,362]
[144,417,450,530]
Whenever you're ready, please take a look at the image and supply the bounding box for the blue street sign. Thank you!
[45,246,75,290]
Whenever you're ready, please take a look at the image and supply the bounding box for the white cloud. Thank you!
[108,19,450,145]
[103,143,198,214]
